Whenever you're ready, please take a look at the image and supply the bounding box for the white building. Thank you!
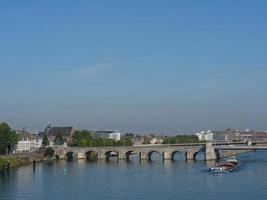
[92,130,121,141]
[16,138,43,153]
[109,132,121,141]
[195,130,213,141]
[16,139,31,153]
[150,138,164,144]
[196,132,204,141]
[30,138,43,150]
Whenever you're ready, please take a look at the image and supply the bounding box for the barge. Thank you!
[206,157,242,173]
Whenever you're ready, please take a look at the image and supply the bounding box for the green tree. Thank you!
[72,130,133,147]
[42,135,50,147]
[72,130,92,147]
[162,135,199,144]
[0,122,18,154]
[117,138,133,146]
[44,147,54,157]
[54,133,64,145]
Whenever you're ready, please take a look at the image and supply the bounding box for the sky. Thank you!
[1,0,267,134]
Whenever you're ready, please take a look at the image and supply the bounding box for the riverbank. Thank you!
[0,156,24,169]
[0,153,55,171]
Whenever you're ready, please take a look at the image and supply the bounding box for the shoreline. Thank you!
[0,155,56,171]
[0,156,24,170]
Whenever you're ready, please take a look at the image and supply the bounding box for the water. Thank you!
[1,152,267,200]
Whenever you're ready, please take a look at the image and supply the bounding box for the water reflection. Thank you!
[1,152,267,200]
[195,151,205,161]
[172,151,186,161]
[149,151,163,162]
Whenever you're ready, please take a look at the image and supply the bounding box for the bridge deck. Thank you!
[215,146,267,150]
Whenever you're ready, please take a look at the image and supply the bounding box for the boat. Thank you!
[206,156,242,173]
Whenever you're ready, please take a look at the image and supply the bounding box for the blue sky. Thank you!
[1,0,267,134]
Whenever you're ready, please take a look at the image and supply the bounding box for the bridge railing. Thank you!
[133,143,206,147]
[212,141,247,146]
[212,141,267,146]
[54,141,267,149]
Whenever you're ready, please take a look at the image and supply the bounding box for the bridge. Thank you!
[54,143,206,161]
[53,141,267,161]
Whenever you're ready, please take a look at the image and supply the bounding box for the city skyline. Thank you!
[1,1,267,134]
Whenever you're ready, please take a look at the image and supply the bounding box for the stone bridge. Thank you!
[53,143,217,161]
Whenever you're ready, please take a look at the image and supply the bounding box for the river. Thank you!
[1,151,267,200]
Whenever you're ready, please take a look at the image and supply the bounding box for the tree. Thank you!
[0,122,18,154]
[162,135,199,144]
[44,147,54,157]
[72,130,133,147]
[42,135,50,147]
[117,138,133,146]
[72,130,92,147]
[54,133,64,145]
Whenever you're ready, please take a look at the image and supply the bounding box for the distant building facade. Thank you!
[196,130,214,141]
[91,130,121,141]
[150,137,164,144]
[15,133,42,153]
[231,130,267,142]
[196,129,267,142]
[42,125,75,145]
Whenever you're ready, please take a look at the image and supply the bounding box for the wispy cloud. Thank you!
[73,63,113,80]
[72,57,141,80]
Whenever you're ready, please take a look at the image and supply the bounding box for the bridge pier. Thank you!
[118,152,127,160]
[140,152,149,160]
[97,152,106,160]
[205,142,218,160]
[163,151,172,160]
[77,153,86,159]
[186,151,195,160]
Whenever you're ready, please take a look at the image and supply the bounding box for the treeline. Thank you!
[162,135,199,144]
[72,130,133,147]
[0,122,18,154]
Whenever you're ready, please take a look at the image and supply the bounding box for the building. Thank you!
[195,130,214,141]
[211,129,235,141]
[195,132,204,141]
[150,137,164,144]
[195,129,267,142]
[195,129,235,142]
[133,135,144,145]
[42,125,75,145]
[44,125,74,138]
[15,133,43,153]
[109,132,121,141]
[91,130,121,141]
[231,130,267,142]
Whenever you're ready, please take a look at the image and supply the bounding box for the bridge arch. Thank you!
[85,150,98,161]
[171,150,186,161]
[193,148,206,161]
[105,150,119,161]
[65,151,74,160]
[124,150,140,161]
[147,150,163,161]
